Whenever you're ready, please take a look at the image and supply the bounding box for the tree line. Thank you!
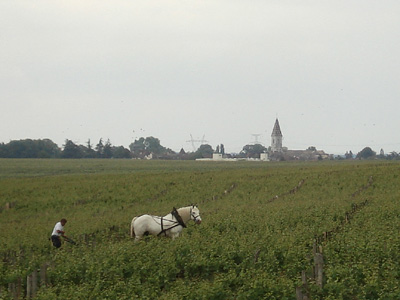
[0,137,224,160]
[0,138,164,159]
[0,137,270,160]
[0,138,398,160]
[343,147,400,160]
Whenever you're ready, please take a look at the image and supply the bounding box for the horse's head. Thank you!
[190,205,202,224]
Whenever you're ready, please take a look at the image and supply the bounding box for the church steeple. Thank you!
[271,118,283,152]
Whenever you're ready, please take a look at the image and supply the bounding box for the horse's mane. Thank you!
[171,207,187,228]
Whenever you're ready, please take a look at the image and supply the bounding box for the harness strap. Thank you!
[171,207,187,228]
[157,222,182,236]
[157,208,186,236]
[161,217,165,236]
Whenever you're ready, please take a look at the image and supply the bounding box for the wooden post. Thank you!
[314,253,324,288]
[301,270,309,299]
[31,270,38,298]
[296,271,309,300]
[8,282,16,300]
[16,278,22,299]
[295,286,303,300]
[253,249,261,263]
[40,263,49,287]
[26,274,32,299]
[8,278,22,300]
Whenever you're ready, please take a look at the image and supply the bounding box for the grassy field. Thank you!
[0,159,399,299]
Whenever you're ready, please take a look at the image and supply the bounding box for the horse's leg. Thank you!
[133,226,144,242]
[171,232,180,240]
[130,223,134,238]
[130,217,138,238]
[133,224,149,243]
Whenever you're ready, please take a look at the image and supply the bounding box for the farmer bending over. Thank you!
[51,218,68,248]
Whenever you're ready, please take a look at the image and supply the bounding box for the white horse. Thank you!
[130,205,202,242]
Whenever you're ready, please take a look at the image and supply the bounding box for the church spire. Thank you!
[271,118,283,152]
[271,118,282,137]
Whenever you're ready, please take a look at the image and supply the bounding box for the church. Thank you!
[271,118,283,153]
[269,118,330,161]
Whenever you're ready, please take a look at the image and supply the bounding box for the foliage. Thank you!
[84,139,97,158]
[356,147,376,159]
[386,151,400,160]
[95,138,104,157]
[1,137,399,161]
[129,136,168,158]
[215,144,225,155]
[240,143,267,158]
[103,139,113,159]
[190,144,214,159]
[1,160,400,299]
[0,139,60,158]
[112,146,131,159]
[62,139,84,158]
[344,150,354,159]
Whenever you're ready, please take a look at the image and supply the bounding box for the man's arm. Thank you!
[57,230,68,239]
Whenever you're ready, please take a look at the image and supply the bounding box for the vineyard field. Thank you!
[0,159,399,299]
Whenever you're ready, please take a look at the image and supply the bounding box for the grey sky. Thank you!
[1,1,399,154]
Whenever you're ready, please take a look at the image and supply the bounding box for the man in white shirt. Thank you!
[51,218,67,248]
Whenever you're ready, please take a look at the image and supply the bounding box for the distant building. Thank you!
[271,118,283,152]
[283,149,329,161]
[269,118,330,161]
[260,153,269,161]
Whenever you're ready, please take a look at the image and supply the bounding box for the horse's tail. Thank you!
[130,217,137,238]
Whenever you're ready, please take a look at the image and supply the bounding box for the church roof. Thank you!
[271,118,283,137]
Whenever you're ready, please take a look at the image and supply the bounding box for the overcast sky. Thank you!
[1,1,399,154]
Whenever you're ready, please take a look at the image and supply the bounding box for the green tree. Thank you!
[0,143,7,157]
[129,137,147,158]
[345,151,354,159]
[240,144,267,158]
[0,139,60,158]
[112,146,131,158]
[84,139,96,158]
[192,144,214,159]
[220,144,225,155]
[145,136,167,155]
[96,138,104,158]
[387,151,399,160]
[103,139,113,158]
[62,140,83,158]
[129,136,167,158]
[356,147,376,159]
[39,139,61,158]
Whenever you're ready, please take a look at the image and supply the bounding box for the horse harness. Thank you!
[157,207,187,237]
